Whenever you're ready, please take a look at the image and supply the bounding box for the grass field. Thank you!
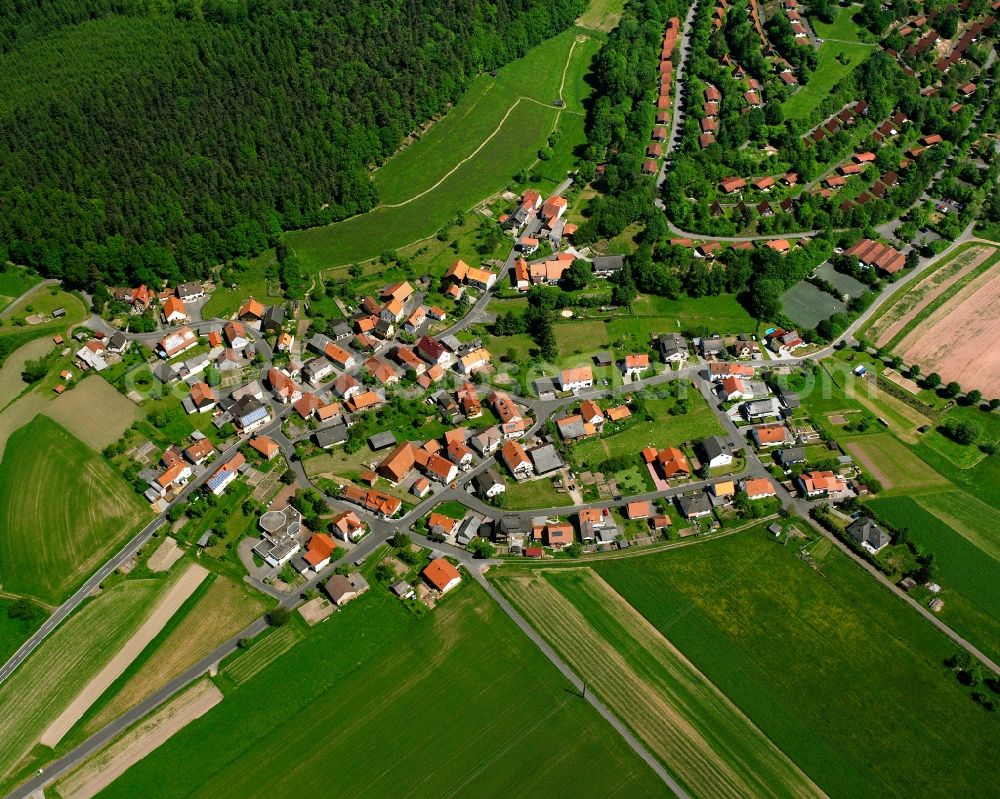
[493,568,822,798]
[84,575,268,735]
[810,3,865,40]
[590,528,999,798]
[200,251,284,319]
[0,579,164,788]
[285,27,602,272]
[844,432,949,493]
[0,415,148,605]
[0,266,41,313]
[782,31,873,119]
[97,581,672,799]
[916,488,1000,563]
[571,393,723,466]
[45,376,143,451]
[813,261,867,298]
[504,476,573,510]
[576,0,625,31]
[867,494,1000,663]
[0,598,46,665]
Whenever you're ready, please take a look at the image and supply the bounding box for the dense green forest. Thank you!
[0,0,586,288]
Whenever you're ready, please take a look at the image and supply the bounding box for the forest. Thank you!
[0,0,586,289]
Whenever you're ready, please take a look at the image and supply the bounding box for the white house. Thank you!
[558,366,593,391]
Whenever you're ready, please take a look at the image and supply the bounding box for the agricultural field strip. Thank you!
[225,625,304,684]
[895,261,1000,396]
[40,564,209,748]
[0,580,163,783]
[868,244,997,348]
[916,490,1000,564]
[55,680,223,799]
[495,569,823,799]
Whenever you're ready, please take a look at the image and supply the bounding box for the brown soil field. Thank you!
[146,537,184,573]
[41,564,209,747]
[896,265,1000,396]
[46,375,142,451]
[298,595,336,625]
[57,680,223,799]
[85,575,265,734]
[869,245,996,347]
[497,569,823,799]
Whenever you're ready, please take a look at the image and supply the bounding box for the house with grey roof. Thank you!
[657,333,689,363]
[315,425,348,449]
[529,443,563,476]
[742,398,782,420]
[474,468,506,499]
[776,447,806,468]
[592,255,625,277]
[847,517,891,553]
[699,436,734,468]
[676,492,713,519]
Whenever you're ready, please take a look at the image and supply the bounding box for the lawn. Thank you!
[492,567,821,799]
[867,494,1000,664]
[555,319,609,359]
[615,292,757,340]
[571,392,723,466]
[0,415,149,605]
[782,39,873,119]
[813,261,867,298]
[810,3,865,41]
[0,578,165,789]
[96,581,672,799]
[0,288,87,367]
[285,27,603,272]
[504,476,573,510]
[916,488,1000,563]
[591,528,999,798]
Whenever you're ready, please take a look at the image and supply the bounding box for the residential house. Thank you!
[711,480,736,499]
[742,398,782,420]
[489,391,521,424]
[474,468,506,499]
[379,442,416,484]
[162,297,187,324]
[268,368,303,405]
[176,282,205,302]
[797,470,848,498]
[457,347,491,374]
[363,356,398,385]
[207,453,245,495]
[471,426,503,456]
[776,447,806,468]
[751,424,789,447]
[299,532,338,572]
[559,366,593,391]
[621,353,650,379]
[231,396,271,433]
[699,436,734,468]
[422,558,461,594]
[238,298,266,322]
[699,335,725,358]
[743,477,776,499]
[261,305,285,334]
[847,517,891,552]
[676,492,712,519]
[331,510,367,542]
[249,435,280,461]
[529,444,563,476]
[380,281,414,304]
[315,425,348,449]
[626,500,651,519]
[107,331,129,354]
[403,306,427,333]
[76,340,109,371]
[187,382,217,413]
[592,255,625,278]
[324,572,370,606]
[156,326,198,359]
[223,321,249,349]
[303,357,335,386]
[658,333,688,363]
[501,439,534,479]
[417,335,450,367]
[333,373,362,401]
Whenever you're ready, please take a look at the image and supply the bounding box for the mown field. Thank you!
[97,581,672,799]
[867,494,1000,664]
[0,415,148,605]
[590,530,998,798]
[0,266,41,313]
[492,567,822,799]
[504,476,574,510]
[0,579,165,790]
[285,26,602,272]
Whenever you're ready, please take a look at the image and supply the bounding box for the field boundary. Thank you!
[39,565,209,748]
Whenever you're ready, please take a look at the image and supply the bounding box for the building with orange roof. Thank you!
[579,399,604,426]
[249,435,280,460]
[267,367,302,404]
[797,470,848,498]
[766,239,791,253]
[184,439,215,465]
[323,342,355,370]
[422,558,461,594]
[751,424,789,447]
[380,281,413,304]
[559,366,593,391]
[223,321,249,349]
[626,500,651,519]
[465,267,497,290]
[606,405,632,421]
[162,296,187,324]
[743,477,776,499]
[428,513,458,536]
[331,510,366,542]
[444,259,471,282]
[188,382,217,412]
[238,298,266,321]
[719,177,746,193]
[541,196,568,222]
[157,326,199,359]
[347,390,382,413]
[544,523,574,549]
[378,442,416,484]
[656,446,691,477]
[302,533,337,571]
[501,439,533,479]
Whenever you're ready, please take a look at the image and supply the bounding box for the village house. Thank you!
[643,446,690,478]
[621,353,650,379]
[657,333,689,363]
[238,298,266,323]
[248,435,280,461]
[261,305,284,334]
[501,439,534,479]
[333,373,361,401]
[207,452,245,496]
[417,335,451,367]
[751,424,789,448]
[699,436,734,468]
[422,558,462,594]
[268,367,303,405]
[223,321,249,350]
[474,468,506,500]
[847,517,891,553]
[176,282,205,302]
[231,396,271,433]
[156,326,198,359]
[162,296,187,324]
[677,492,712,519]
[324,572,370,606]
[186,382,217,414]
[559,366,593,392]
[331,510,367,542]
[303,357,335,385]
[797,470,849,499]
[743,477,776,500]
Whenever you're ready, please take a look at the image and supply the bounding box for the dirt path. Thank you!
[40,564,209,748]
[870,245,995,347]
[56,680,222,799]
[896,264,1000,396]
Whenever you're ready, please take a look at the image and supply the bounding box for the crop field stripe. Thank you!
[916,489,1000,563]
[494,570,823,799]
[225,625,304,684]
